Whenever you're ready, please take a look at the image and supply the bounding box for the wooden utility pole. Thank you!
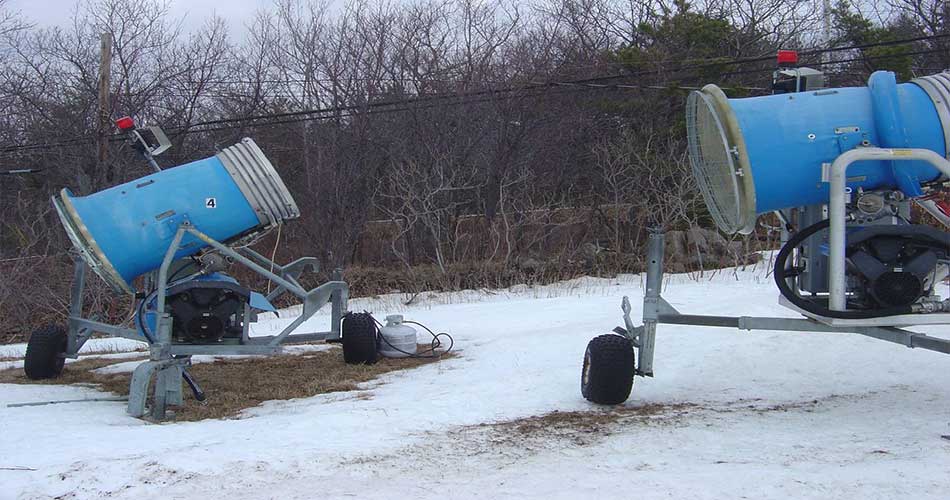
[97,32,113,181]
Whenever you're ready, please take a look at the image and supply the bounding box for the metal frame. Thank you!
[827,147,950,311]
[64,222,349,420]
[614,231,950,381]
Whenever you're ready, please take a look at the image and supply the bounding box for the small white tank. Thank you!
[378,315,417,358]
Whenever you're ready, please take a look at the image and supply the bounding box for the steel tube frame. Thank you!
[62,221,349,419]
[64,255,144,358]
[147,224,348,350]
[616,231,950,381]
[827,148,950,311]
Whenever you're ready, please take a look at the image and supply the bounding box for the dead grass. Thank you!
[480,393,863,443]
[0,344,452,422]
[0,356,150,385]
[479,403,696,439]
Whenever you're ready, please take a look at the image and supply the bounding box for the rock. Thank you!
[517,257,544,274]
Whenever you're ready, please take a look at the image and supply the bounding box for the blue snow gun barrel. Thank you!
[53,138,299,294]
[686,71,950,234]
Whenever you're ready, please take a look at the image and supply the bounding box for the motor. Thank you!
[847,225,949,310]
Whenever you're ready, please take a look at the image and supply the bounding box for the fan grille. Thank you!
[686,91,743,234]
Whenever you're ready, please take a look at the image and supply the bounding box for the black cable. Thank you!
[368,313,454,359]
[136,293,156,344]
[773,219,913,319]
[720,48,946,78]
[0,168,44,175]
[403,319,455,358]
[167,86,594,136]
[135,266,203,343]
[167,82,769,137]
[139,33,950,89]
[4,34,946,155]
[181,367,206,402]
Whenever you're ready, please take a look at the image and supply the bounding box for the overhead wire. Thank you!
[143,33,950,88]
[159,35,950,133]
[1,33,947,155]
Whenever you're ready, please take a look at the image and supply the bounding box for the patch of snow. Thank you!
[2,264,948,499]
[0,349,150,371]
[90,345,335,375]
[0,337,146,360]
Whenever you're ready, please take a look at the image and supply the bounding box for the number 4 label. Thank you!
[205,198,217,209]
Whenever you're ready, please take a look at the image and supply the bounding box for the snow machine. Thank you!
[582,60,950,404]
[23,117,365,419]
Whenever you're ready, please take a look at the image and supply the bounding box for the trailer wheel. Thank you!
[581,334,634,404]
[341,312,378,365]
[24,324,67,380]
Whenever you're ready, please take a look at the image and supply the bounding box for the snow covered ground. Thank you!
[2,265,949,500]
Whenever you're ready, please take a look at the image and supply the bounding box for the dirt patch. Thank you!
[467,402,697,449]
[487,403,692,434]
[340,402,698,469]
[710,393,874,416]
[0,344,452,421]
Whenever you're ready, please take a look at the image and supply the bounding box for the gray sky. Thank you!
[8,0,272,35]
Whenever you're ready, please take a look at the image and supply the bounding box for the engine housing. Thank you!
[846,225,950,310]
[164,277,250,343]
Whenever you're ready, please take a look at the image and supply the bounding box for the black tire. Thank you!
[341,312,378,365]
[581,334,634,405]
[24,324,67,380]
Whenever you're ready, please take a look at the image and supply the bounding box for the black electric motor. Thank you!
[165,278,250,343]
[775,220,949,319]
[846,225,950,310]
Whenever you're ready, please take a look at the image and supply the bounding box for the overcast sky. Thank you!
[8,0,273,36]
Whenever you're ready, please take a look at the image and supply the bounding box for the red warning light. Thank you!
[777,50,798,67]
[115,116,135,131]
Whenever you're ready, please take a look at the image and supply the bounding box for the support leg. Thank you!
[151,364,185,420]
[128,310,187,420]
[65,255,88,357]
[127,358,188,419]
[638,231,666,377]
[327,268,348,342]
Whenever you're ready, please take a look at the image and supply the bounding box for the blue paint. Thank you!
[728,71,945,215]
[249,292,277,313]
[65,156,262,291]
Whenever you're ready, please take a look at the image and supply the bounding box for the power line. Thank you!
[0,168,43,175]
[720,48,945,77]
[170,82,769,136]
[156,34,949,133]
[564,33,950,84]
[1,33,946,154]
[0,81,765,153]
[154,33,950,87]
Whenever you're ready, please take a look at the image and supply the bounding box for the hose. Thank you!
[181,367,207,402]
[773,219,914,319]
[369,314,454,359]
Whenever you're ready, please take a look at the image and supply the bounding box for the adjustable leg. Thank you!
[127,312,187,420]
[151,363,185,419]
[65,256,88,357]
[638,231,666,377]
[127,358,188,419]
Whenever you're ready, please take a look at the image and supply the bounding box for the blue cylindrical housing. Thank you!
[53,138,299,293]
[686,71,950,234]
[735,74,944,210]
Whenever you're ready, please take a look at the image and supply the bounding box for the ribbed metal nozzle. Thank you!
[216,138,300,229]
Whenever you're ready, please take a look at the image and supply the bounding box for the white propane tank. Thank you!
[378,315,417,358]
